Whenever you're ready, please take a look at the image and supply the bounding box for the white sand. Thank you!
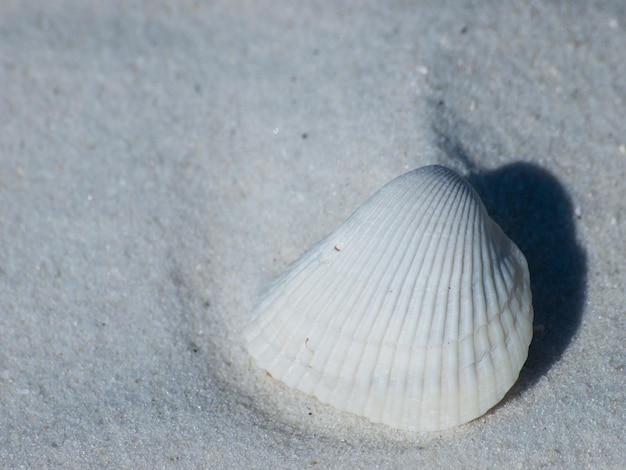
[1,1,624,468]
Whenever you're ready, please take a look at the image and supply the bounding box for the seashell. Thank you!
[245,165,533,431]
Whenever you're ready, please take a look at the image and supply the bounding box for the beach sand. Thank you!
[1,1,624,467]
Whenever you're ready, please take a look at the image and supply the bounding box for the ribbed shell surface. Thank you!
[245,165,533,431]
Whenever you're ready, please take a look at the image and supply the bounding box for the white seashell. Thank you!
[245,165,533,431]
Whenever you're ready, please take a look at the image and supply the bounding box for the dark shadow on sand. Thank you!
[435,129,587,391]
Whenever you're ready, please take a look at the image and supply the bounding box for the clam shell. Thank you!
[245,165,533,431]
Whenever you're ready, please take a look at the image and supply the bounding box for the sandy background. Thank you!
[1,1,625,468]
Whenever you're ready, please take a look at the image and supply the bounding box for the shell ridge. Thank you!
[462,192,498,422]
[419,182,465,428]
[414,179,463,345]
[438,183,474,427]
[376,174,455,423]
[473,215,500,411]
[262,184,408,389]
[489,244,518,390]
[254,243,338,370]
[249,235,336,335]
[249,238,357,383]
[325,174,446,400]
[355,174,447,422]
[433,183,470,344]
[272,178,409,317]
[322,181,426,406]
[454,190,480,422]
[475,209,510,412]
[395,175,463,427]
[485,221,520,385]
[393,175,461,427]
[337,175,445,414]
[356,173,447,421]
[454,187,481,426]
[408,174,483,428]
[299,178,424,399]
[493,240,532,389]
[416,179,469,427]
